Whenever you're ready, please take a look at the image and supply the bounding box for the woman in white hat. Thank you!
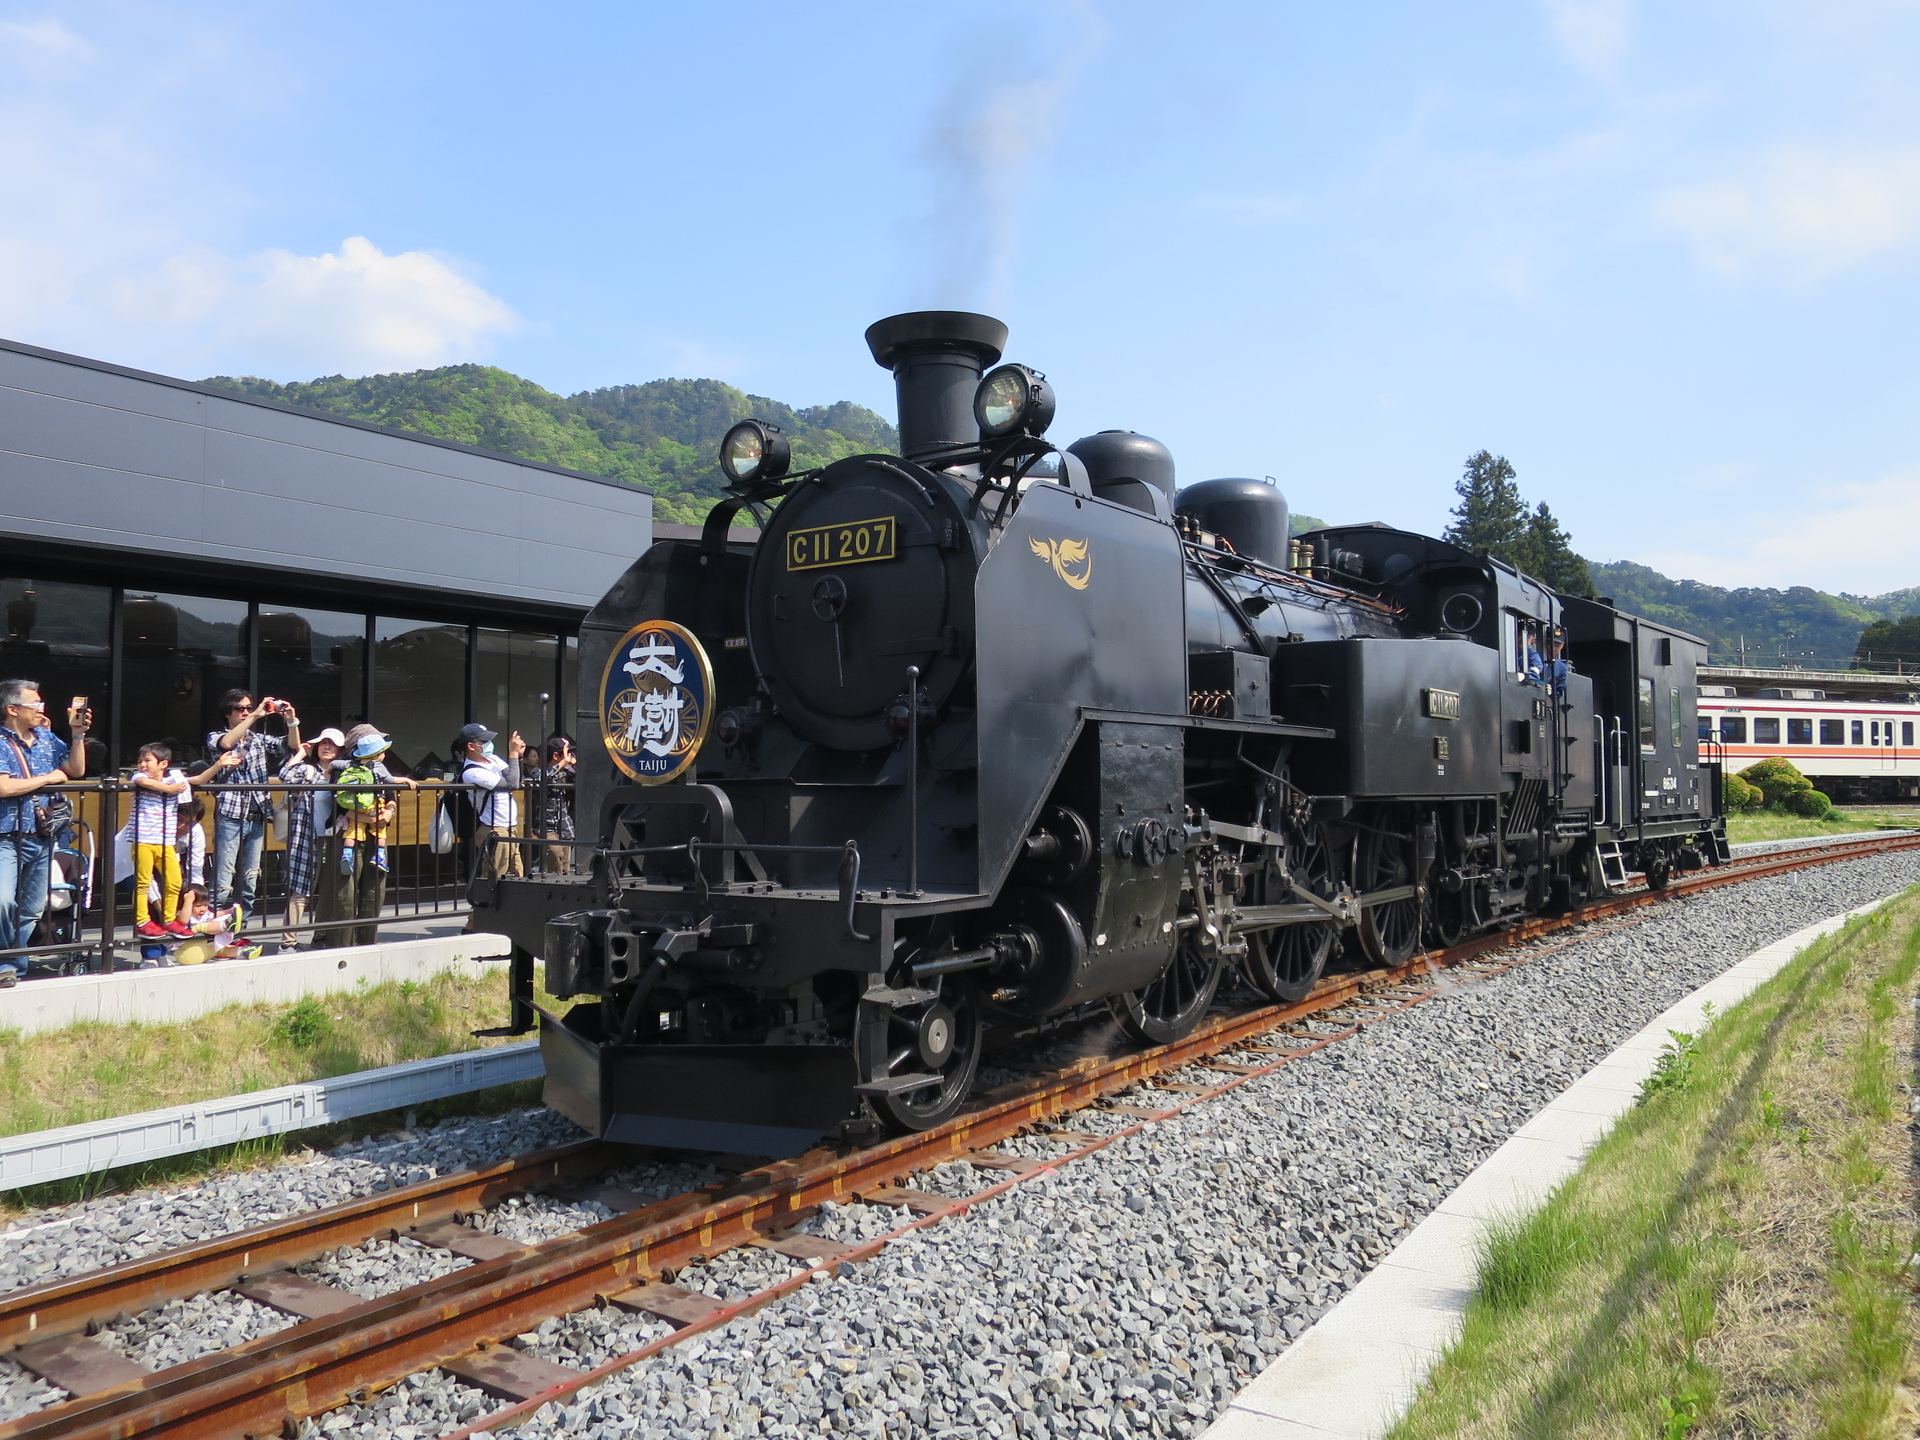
[275,728,344,951]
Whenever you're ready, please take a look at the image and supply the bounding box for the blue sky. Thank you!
[3,1,1918,594]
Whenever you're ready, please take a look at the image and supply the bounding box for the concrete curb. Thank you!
[0,932,512,1036]
[1202,896,1896,1440]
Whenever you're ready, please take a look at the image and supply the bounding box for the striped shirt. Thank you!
[130,771,187,846]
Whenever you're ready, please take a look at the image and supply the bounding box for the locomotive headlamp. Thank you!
[973,364,1055,439]
[719,419,791,486]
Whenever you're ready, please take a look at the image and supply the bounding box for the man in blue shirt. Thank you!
[206,689,301,927]
[0,679,92,983]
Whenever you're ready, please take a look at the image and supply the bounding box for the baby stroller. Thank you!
[39,819,96,976]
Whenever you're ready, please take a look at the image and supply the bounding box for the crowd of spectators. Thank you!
[0,678,576,980]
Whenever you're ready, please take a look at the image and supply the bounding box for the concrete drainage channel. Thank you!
[0,842,1914,1438]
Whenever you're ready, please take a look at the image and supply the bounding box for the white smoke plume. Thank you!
[898,4,1106,313]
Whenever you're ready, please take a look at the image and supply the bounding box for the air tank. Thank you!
[865,311,1008,461]
[1067,431,1175,513]
[1174,478,1291,569]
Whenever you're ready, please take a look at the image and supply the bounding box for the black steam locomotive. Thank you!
[468,311,1727,1157]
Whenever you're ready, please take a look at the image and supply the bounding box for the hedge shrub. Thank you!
[1721,773,1762,811]
[1787,787,1834,819]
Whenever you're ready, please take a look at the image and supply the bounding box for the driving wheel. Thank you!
[1243,826,1338,1004]
[1355,816,1422,968]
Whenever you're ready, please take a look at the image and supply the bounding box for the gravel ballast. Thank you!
[8,853,1916,1438]
[413,852,1915,1440]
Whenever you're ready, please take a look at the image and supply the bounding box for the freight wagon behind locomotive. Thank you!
[467,311,1727,1157]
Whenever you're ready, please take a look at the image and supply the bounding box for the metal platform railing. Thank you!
[4,776,574,977]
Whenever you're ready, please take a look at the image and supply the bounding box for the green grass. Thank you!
[0,966,557,1214]
[1725,805,1920,845]
[1388,891,1920,1439]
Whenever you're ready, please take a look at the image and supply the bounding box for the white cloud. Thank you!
[1637,469,1920,593]
[0,14,517,379]
[0,18,92,60]
[1542,0,1633,77]
[1655,144,1920,279]
[100,238,521,376]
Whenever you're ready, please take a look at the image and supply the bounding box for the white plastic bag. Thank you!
[428,799,456,855]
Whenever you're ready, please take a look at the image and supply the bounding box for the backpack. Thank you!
[336,763,379,814]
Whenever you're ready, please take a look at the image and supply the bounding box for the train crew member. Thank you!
[1523,624,1546,687]
[207,690,302,928]
[457,722,526,881]
[1545,635,1571,695]
[536,733,575,875]
[0,681,91,982]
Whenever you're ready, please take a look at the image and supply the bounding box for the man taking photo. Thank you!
[0,681,91,983]
[207,689,301,927]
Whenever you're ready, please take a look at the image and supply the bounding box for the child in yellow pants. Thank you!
[130,743,189,938]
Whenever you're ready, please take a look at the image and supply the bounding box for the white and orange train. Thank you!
[1697,679,1920,802]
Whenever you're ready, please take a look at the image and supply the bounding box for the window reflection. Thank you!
[0,578,110,773]
[255,606,366,737]
[120,593,250,767]
[373,619,468,777]
[476,628,559,750]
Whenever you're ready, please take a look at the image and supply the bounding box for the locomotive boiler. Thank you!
[467,311,1727,1157]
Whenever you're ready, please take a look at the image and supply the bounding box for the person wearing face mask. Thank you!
[455,722,525,881]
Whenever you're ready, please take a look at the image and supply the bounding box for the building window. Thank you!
[256,606,366,738]
[562,636,579,739]
[1638,678,1656,751]
[1720,717,1747,743]
[1853,720,1864,745]
[120,593,249,767]
[1754,717,1780,744]
[1820,719,1844,744]
[1787,718,1813,744]
[0,578,110,774]
[475,628,562,750]
[373,619,468,776]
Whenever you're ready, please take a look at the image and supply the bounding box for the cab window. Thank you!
[1638,679,1656,751]
[1754,717,1780,744]
[1670,688,1683,747]
[1787,718,1813,744]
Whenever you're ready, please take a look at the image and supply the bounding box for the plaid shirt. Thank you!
[205,729,288,821]
[277,756,324,897]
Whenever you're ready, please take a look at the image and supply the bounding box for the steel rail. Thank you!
[6,827,1917,1440]
[0,1141,619,1353]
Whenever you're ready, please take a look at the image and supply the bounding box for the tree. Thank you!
[1855,614,1920,669]
[1513,503,1594,597]
[1443,451,1527,555]
[1443,450,1594,596]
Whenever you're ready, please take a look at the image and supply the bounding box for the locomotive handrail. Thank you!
[601,837,870,942]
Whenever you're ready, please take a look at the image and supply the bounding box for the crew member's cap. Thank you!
[455,722,497,747]
[352,732,392,758]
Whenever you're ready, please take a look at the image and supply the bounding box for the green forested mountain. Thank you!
[1586,562,1920,668]
[208,365,1920,666]
[203,366,897,526]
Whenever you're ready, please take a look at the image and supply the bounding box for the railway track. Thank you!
[3,827,1915,1440]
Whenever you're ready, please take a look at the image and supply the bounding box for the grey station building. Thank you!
[0,335,654,774]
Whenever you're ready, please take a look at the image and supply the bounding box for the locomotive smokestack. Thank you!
[865,311,1008,461]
